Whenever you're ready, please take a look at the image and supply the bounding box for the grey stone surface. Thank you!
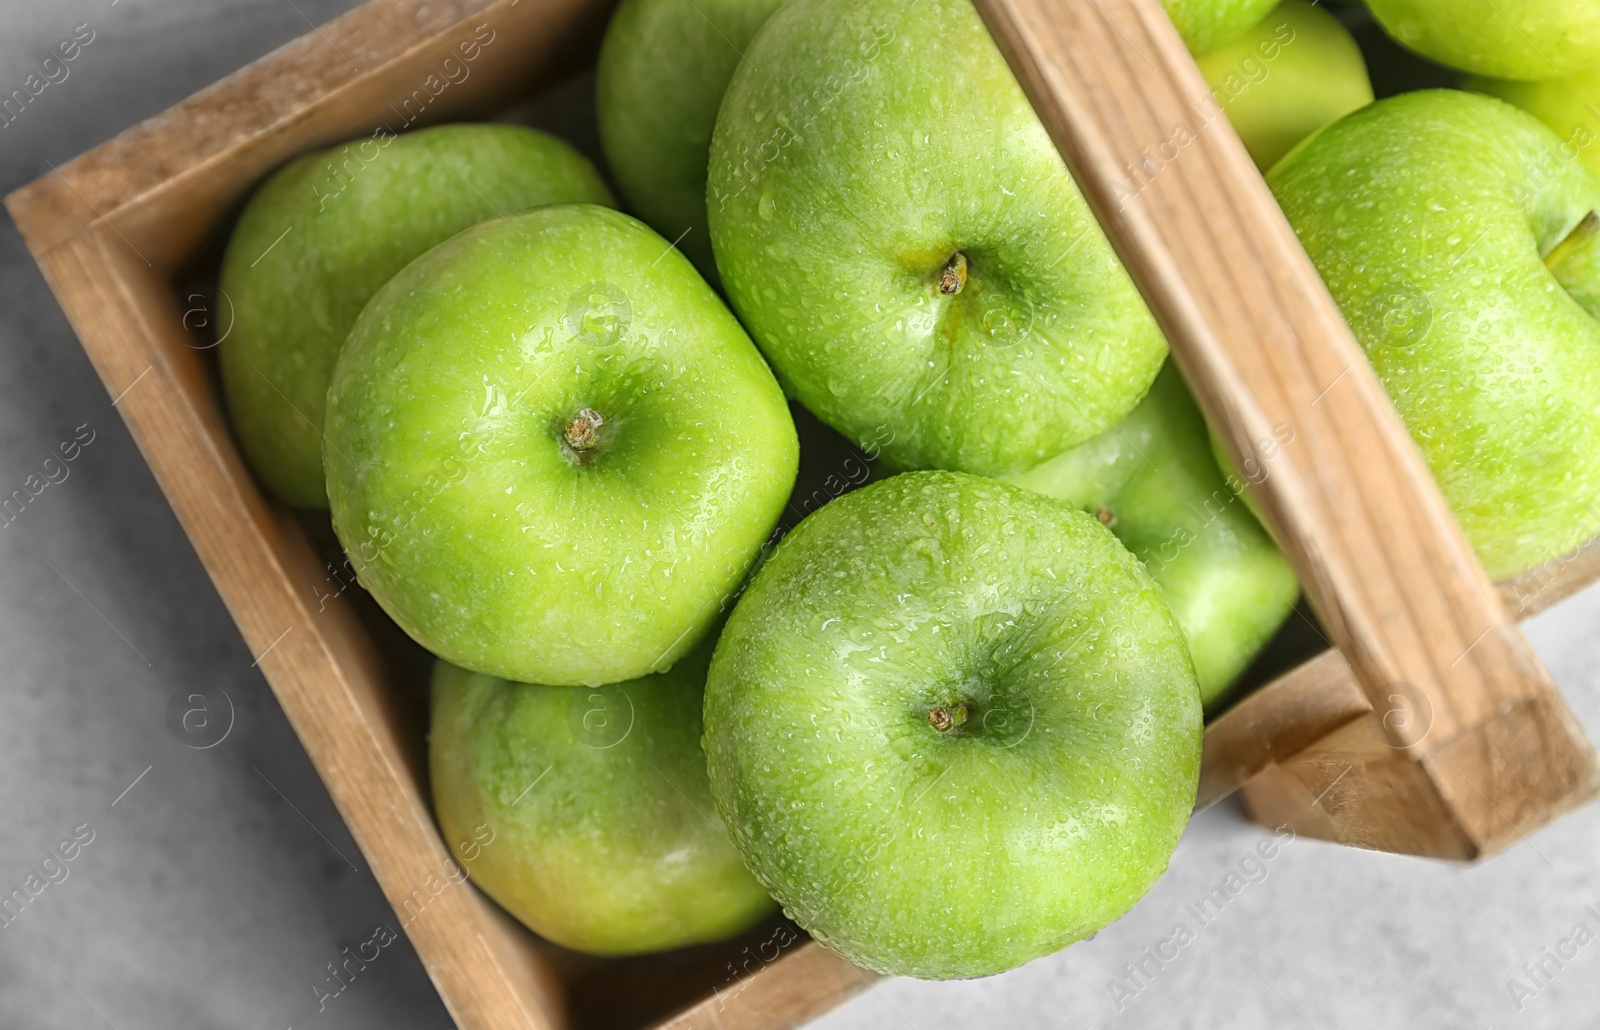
[1,1,1597,1028]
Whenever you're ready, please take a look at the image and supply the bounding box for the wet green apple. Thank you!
[707,0,1167,477]
[1366,0,1600,79]
[430,643,775,955]
[219,124,612,507]
[593,0,1261,284]
[1008,363,1298,707]
[323,204,798,686]
[1467,69,1600,177]
[597,0,786,277]
[1196,0,1372,171]
[1164,0,1279,56]
[703,471,1202,979]
[1269,90,1600,580]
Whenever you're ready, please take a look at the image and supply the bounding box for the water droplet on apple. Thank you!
[564,281,632,347]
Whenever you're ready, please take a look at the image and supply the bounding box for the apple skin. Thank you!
[1163,0,1279,56]
[1269,90,1600,581]
[429,643,776,955]
[703,470,1201,979]
[1007,363,1298,708]
[323,204,799,686]
[1467,70,1600,177]
[1196,0,1372,171]
[707,0,1167,478]
[1366,0,1600,80]
[219,124,612,508]
[597,0,786,277]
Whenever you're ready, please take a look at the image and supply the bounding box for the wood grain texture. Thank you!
[650,945,877,1030]
[1198,650,1366,812]
[971,0,1599,856]
[1199,534,1600,813]
[1230,529,1600,856]
[1239,689,1600,859]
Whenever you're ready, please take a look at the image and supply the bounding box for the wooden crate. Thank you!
[7,0,1600,1027]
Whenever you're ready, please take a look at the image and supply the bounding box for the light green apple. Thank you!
[1196,0,1373,171]
[323,204,799,686]
[708,0,1168,477]
[1164,0,1280,56]
[1366,0,1600,79]
[1269,90,1600,581]
[703,470,1201,979]
[430,642,775,955]
[597,0,787,277]
[219,123,612,507]
[1008,362,1299,707]
[1467,69,1600,177]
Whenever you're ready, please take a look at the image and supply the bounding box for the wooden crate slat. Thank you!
[650,945,876,1030]
[972,0,1600,855]
[1200,533,1600,812]
[21,224,566,1026]
[6,0,603,273]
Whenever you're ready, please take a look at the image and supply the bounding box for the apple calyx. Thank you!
[1095,507,1116,528]
[561,407,606,465]
[927,701,970,733]
[937,252,969,296]
[1546,211,1600,321]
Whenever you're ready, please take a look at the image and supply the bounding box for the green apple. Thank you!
[429,642,775,955]
[1366,0,1600,80]
[323,204,799,686]
[1269,90,1600,581]
[1208,423,1266,526]
[1007,362,1298,707]
[1196,0,1372,171]
[707,0,1168,477]
[597,0,786,277]
[592,0,1267,286]
[219,123,613,508]
[1467,69,1600,177]
[703,470,1201,978]
[1164,0,1279,56]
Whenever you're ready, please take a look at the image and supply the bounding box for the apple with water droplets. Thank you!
[703,471,1201,978]
[1269,90,1600,579]
[430,641,776,955]
[323,204,798,686]
[707,0,1168,477]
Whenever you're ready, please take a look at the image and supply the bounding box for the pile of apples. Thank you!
[216,0,1600,980]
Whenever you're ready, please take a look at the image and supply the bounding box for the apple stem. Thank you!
[927,702,970,733]
[1096,507,1116,528]
[938,252,968,296]
[1547,211,1600,321]
[562,408,605,463]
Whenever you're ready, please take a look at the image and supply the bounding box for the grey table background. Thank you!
[2,1,1597,1027]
